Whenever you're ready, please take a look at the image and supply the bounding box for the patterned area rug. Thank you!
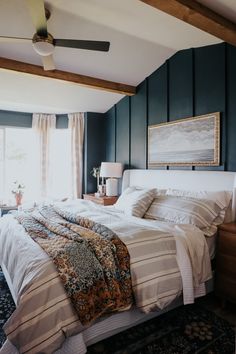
[0,267,15,347]
[0,267,235,353]
[87,306,235,354]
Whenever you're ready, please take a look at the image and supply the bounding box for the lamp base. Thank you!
[106,178,118,196]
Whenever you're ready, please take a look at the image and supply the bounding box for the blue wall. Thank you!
[84,112,106,193]
[0,110,68,128]
[0,110,32,127]
[104,43,236,172]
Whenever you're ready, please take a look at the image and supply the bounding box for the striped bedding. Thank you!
[144,195,225,236]
[0,200,212,354]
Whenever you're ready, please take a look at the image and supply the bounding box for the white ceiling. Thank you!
[0,0,235,114]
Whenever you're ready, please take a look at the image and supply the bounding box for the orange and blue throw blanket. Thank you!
[15,205,133,325]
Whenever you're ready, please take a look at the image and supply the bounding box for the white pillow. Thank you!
[114,186,156,217]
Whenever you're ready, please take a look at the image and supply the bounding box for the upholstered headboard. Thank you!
[122,169,236,221]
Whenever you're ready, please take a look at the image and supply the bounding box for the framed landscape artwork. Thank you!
[148,112,220,167]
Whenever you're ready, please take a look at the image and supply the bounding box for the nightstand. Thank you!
[215,222,236,304]
[0,205,18,217]
[83,194,118,206]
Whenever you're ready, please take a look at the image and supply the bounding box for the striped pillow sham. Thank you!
[114,186,156,217]
[144,195,224,236]
[166,188,232,210]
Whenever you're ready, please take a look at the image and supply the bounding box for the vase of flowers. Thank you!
[91,167,100,192]
[12,181,25,206]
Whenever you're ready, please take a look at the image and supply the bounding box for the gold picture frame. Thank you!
[148,112,220,167]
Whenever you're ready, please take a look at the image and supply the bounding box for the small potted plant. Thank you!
[12,181,25,206]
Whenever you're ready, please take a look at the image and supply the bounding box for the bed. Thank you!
[0,169,236,354]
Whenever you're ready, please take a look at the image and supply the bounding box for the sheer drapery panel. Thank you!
[68,112,84,199]
[32,113,56,198]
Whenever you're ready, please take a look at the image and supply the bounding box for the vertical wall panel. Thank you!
[116,96,130,168]
[148,63,168,126]
[105,107,116,162]
[194,43,226,170]
[169,49,193,121]
[168,49,193,170]
[194,44,225,115]
[130,81,147,169]
[84,113,106,193]
[227,44,236,171]
[147,63,168,170]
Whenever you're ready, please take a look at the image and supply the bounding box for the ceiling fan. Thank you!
[0,0,110,71]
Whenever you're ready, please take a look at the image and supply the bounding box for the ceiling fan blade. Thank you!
[41,54,55,71]
[25,0,48,37]
[0,36,31,43]
[54,39,110,52]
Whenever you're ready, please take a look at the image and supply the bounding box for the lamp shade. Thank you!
[100,162,123,178]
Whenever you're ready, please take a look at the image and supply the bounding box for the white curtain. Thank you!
[68,112,84,199]
[32,113,56,198]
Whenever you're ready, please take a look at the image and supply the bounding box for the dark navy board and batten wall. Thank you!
[104,42,236,172]
[0,110,69,128]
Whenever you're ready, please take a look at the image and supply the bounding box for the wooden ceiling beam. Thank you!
[140,0,236,46]
[0,57,136,96]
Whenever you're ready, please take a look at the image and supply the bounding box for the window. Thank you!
[0,127,40,205]
[0,125,75,205]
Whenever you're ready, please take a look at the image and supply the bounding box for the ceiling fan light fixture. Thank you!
[32,33,54,56]
[5,0,110,72]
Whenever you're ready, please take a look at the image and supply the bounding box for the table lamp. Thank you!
[100,162,123,196]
